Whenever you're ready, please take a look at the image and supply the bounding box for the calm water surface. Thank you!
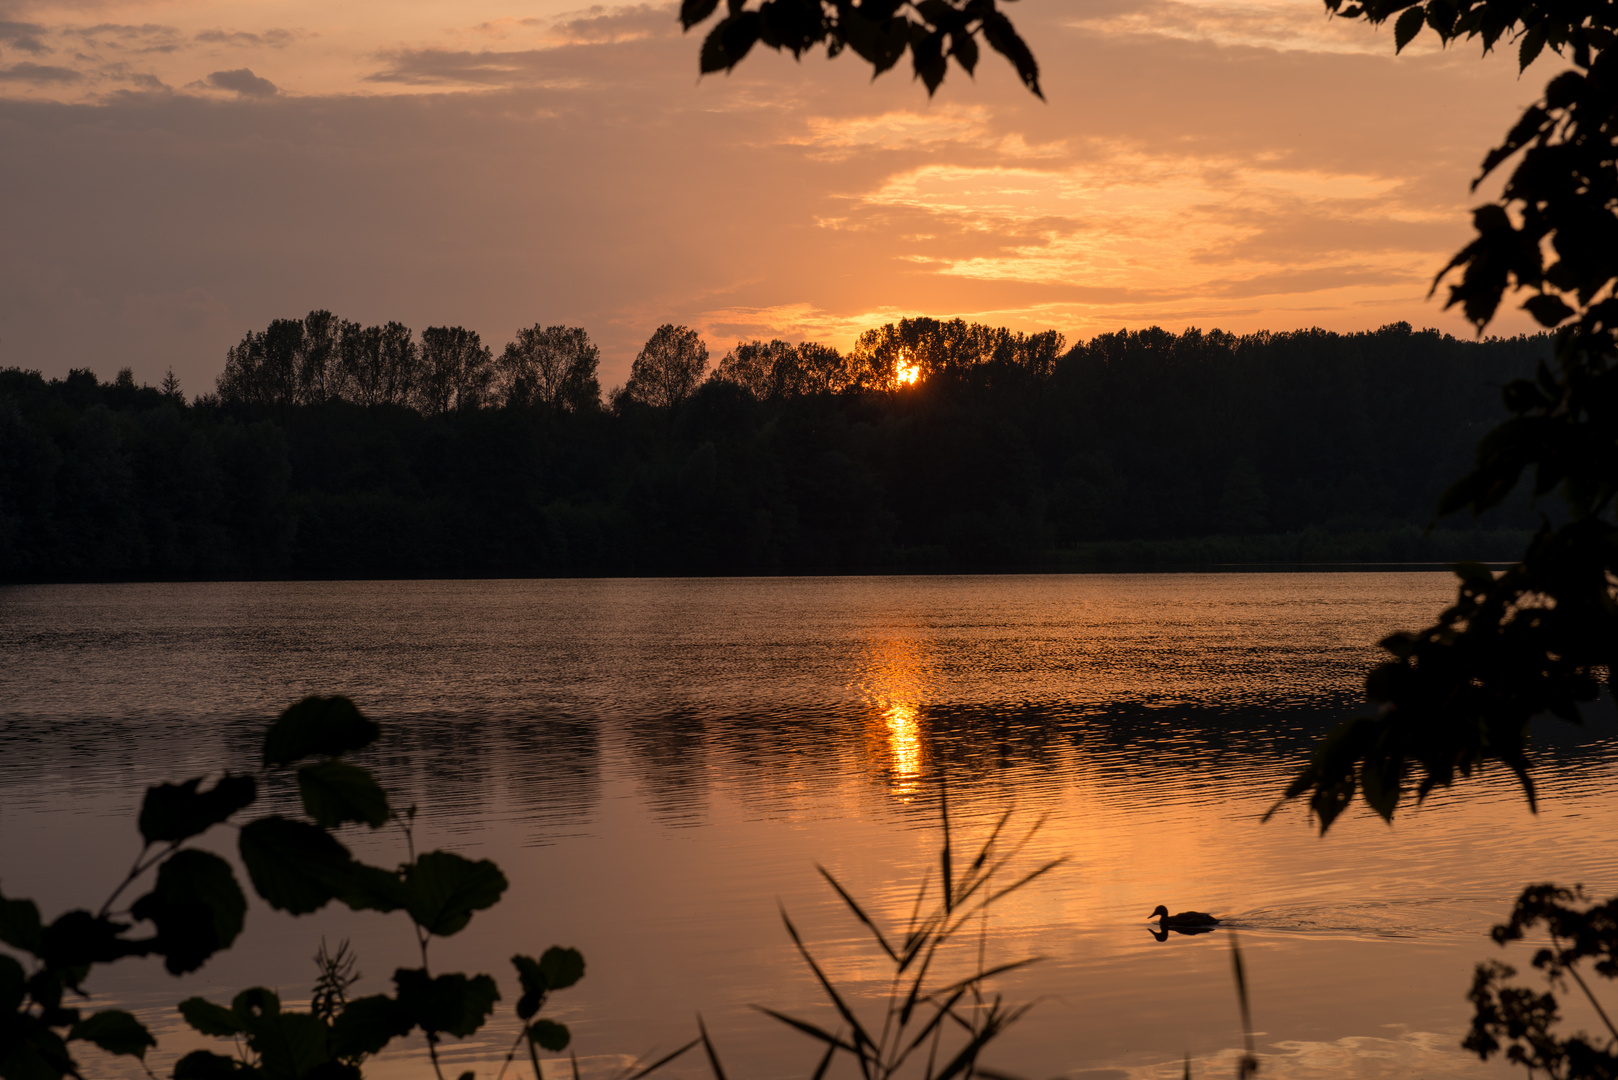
[2,574,1616,1080]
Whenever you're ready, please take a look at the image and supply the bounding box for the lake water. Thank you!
[2,575,1616,1080]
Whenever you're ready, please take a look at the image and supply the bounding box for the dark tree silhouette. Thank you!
[624,325,708,409]
[497,325,602,411]
[419,326,495,414]
[300,310,339,404]
[1,321,1551,580]
[715,339,798,400]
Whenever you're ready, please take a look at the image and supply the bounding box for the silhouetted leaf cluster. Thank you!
[679,0,1041,98]
[1464,885,1618,1080]
[1270,0,1618,841]
[0,697,589,1080]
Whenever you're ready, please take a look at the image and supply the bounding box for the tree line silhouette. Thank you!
[0,316,1548,580]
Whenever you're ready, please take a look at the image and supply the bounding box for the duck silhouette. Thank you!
[1148,905,1220,933]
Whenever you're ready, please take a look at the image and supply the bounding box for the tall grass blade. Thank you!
[900,910,944,971]
[899,933,942,1025]
[940,770,955,914]
[617,1038,701,1080]
[966,807,1016,880]
[905,871,931,939]
[817,864,898,962]
[752,1006,859,1054]
[1229,931,1259,1079]
[1184,1051,1192,1080]
[949,812,1050,912]
[781,906,880,1067]
[927,958,1044,1000]
[810,1039,838,1080]
[893,987,970,1072]
[978,858,1068,911]
[697,1016,730,1080]
[929,1001,1033,1080]
[571,1050,582,1080]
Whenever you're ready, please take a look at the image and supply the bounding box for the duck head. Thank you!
[1148,905,1169,919]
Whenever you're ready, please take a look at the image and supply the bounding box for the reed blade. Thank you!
[940,771,955,914]
[1229,931,1259,1079]
[980,858,1068,909]
[927,957,1044,1000]
[697,1016,730,1080]
[810,1039,837,1080]
[752,1006,859,1054]
[781,906,879,1059]
[817,864,898,962]
[892,987,969,1072]
[618,1038,701,1080]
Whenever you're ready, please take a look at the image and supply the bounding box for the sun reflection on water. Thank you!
[883,700,923,797]
[855,633,935,798]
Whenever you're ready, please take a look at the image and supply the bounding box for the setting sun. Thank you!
[897,361,921,386]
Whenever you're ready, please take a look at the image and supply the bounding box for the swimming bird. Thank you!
[1149,905,1220,929]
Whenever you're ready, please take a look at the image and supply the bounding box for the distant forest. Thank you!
[0,316,1549,580]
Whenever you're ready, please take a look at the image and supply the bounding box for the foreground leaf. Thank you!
[139,774,257,845]
[335,863,407,914]
[40,910,144,969]
[130,850,248,974]
[393,969,500,1037]
[68,1010,156,1059]
[537,946,585,991]
[238,817,353,915]
[180,997,249,1037]
[404,852,507,937]
[297,761,390,829]
[0,889,44,956]
[529,1020,570,1051]
[174,1050,258,1080]
[263,697,380,767]
[329,995,412,1058]
[244,1009,331,1080]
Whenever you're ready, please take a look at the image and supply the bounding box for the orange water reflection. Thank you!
[854,634,935,798]
[8,576,1618,1080]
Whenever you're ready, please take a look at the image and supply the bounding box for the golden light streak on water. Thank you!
[883,700,923,797]
[853,630,934,798]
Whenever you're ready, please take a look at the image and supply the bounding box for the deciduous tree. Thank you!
[497,325,602,411]
[419,326,495,414]
[625,325,709,409]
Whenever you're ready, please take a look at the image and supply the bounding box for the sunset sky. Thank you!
[0,0,1550,392]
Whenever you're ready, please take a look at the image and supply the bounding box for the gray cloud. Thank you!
[367,47,552,86]
[66,23,186,54]
[0,60,79,82]
[195,28,296,48]
[0,19,48,54]
[368,5,673,86]
[207,67,276,96]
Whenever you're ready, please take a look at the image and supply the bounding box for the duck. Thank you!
[1149,905,1220,930]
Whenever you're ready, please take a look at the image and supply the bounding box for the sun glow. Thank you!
[884,702,923,795]
[896,361,920,386]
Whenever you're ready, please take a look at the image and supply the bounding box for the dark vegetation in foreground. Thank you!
[0,319,1548,581]
[0,695,1073,1080]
